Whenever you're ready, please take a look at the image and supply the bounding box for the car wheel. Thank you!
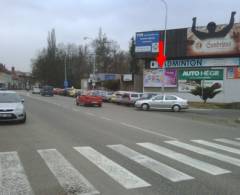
[20,114,26,123]
[98,104,102,107]
[172,105,181,112]
[76,101,79,106]
[141,103,149,111]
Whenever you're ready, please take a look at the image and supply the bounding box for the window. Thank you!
[153,95,163,100]
[131,94,138,98]
[165,96,177,100]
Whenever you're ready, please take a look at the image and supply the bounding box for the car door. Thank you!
[164,95,178,109]
[150,95,164,109]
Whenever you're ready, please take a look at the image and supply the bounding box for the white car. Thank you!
[135,94,188,112]
[32,87,41,94]
[0,91,26,123]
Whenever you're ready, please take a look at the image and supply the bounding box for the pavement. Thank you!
[0,91,240,195]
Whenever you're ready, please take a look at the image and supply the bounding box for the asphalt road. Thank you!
[1,91,240,195]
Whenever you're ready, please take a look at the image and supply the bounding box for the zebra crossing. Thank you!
[1,137,240,194]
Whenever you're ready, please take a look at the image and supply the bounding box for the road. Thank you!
[1,91,240,195]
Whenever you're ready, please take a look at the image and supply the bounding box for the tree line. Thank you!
[31,28,138,88]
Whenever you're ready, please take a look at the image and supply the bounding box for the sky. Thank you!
[0,0,239,72]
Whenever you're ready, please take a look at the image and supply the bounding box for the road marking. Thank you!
[74,146,150,189]
[100,116,112,121]
[214,138,240,147]
[72,108,80,112]
[120,122,177,140]
[108,144,193,182]
[236,138,240,141]
[0,152,33,195]
[86,112,95,116]
[166,141,240,167]
[192,140,240,155]
[138,142,230,175]
[38,149,99,195]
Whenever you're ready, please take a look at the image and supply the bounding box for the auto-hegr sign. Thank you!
[179,69,224,80]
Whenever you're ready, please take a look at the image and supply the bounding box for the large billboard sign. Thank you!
[144,69,177,87]
[178,69,224,92]
[135,12,240,58]
[135,31,160,53]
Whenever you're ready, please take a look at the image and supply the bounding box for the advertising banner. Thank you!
[178,69,224,92]
[187,23,240,56]
[144,69,177,87]
[165,57,240,68]
[227,67,240,79]
[123,74,133,81]
[178,69,224,80]
[135,31,160,53]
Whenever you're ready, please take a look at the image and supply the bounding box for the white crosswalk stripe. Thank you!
[192,140,240,155]
[0,151,33,195]
[38,149,99,195]
[166,141,240,167]
[74,146,151,189]
[137,142,230,175]
[214,138,240,147]
[108,144,194,182]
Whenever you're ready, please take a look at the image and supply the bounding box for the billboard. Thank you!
[165,57,240,68]
[187,23,240,56]
[135,31,160,53]
[123,74,133,81]
[226,67,240,79]
[144,69,177,87]
[178,69,224,92]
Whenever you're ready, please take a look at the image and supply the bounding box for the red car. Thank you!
[76,91,102,107]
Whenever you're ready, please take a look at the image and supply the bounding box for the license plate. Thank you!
[0,113,11,117]
[92,102,97,104]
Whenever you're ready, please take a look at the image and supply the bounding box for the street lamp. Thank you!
[160,0,168,94]
[83,37,96,89]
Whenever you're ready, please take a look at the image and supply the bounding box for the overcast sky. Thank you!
[0,0,239,72]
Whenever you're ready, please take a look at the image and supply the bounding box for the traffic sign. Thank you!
[64,80,68,88]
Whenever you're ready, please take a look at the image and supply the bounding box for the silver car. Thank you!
[0,91,26,123]
[135,94,188,112]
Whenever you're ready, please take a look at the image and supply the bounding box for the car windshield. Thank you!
[0,93,21,103]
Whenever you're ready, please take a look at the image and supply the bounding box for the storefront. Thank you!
[135,19,240,103]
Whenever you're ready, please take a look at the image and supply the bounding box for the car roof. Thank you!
[0,90,16,94]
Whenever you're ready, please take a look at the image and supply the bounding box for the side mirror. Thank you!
[21,99,25,103]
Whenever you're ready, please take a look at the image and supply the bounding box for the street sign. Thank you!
[64,80,68,88]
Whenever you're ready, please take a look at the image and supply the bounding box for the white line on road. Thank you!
[214,138,240,147]
[120,122,177,140]
[236,138,240,141]
[100,116,112,121]
[38,149,99,195]
[192,140,240,155]
[166,141,240,167]
[0,152,33,195]
[138,142,230,175]
[108,144,193,182]
[74,146,151,189]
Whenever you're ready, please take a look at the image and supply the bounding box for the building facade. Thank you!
[135,16,240,103]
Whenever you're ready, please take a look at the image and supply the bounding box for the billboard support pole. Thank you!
[160,0,168,94]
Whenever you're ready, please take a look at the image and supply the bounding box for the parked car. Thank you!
[0,91,26,123]
[76,90,102,107]
[111,91,128,104]
[41,85,54,96]
[135,95,188,112]
[67,87,79,97]
[121,92,143,106]
[32,87,41,94]
[102,91,114,102]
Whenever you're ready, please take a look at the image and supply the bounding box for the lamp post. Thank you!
[160,0,168,94]
[64,53,68,89]
[83,37,96,89]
